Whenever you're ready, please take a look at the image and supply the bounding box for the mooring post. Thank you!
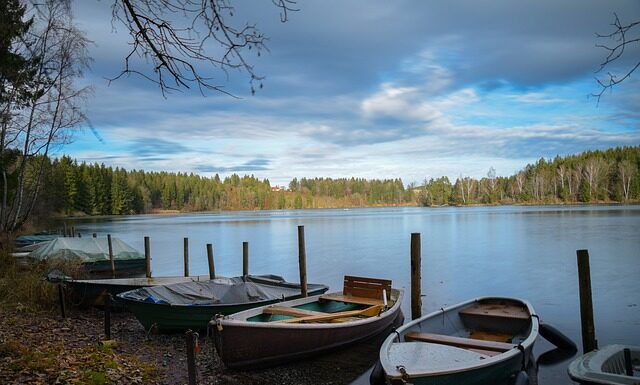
[63,222,68,237]
[107,234,115,278]
[242,241,249,276]
[411,232,422,320]
[207,243,215,279]
[184,237,189,277]
[577,249,597,353]
[104,293,112,340]
[297,225,308,297]
[185,329,197,385]
[92,233,97,238]
[144,236,151,278]
[71,226,75,237]
[77,232,82,238]
[58,284,66,319]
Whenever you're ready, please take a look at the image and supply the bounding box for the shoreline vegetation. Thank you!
[22,146,638,223]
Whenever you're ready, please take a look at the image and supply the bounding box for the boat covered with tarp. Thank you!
[376,297,538,385]
[28,237,145,277]
[568,344,640,385]
[117,274,329,332]
[211,275,404,369]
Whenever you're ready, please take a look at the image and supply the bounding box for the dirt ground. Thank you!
[0,305,398,385]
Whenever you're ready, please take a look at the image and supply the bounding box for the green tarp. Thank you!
[28,237,144,262]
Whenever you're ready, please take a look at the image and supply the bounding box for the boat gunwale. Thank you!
[215,288,404,330]
[380,296,539,379]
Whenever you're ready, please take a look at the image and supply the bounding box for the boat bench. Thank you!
[320,275,391,306]
[404,332,517,356]
[273,304,384,324]
[458,302,529,321]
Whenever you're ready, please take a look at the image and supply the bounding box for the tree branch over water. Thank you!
[109,0,298,97]
[593,13,640,103]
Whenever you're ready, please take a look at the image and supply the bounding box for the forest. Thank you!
[26,146,640,218]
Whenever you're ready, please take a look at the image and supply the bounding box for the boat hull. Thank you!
[212,289,404,369]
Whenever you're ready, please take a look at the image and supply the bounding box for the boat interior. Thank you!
[404,299,531,356]
[249,276,397,323]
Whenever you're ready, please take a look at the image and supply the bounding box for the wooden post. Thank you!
[58,284,66,319]
[242,241,249,276]
[63,222,68,237]
[297,225,308,297]
[206,244,215,280]
[411,233,422,320]
[184,237,189,277]
[144,236,151,278]
[624,348,633,376]
[185,330,197,385]
[77,232,82,238]
[107,234,115,278]
[92,233,97,238]
[577,249,597,353]
[104,294,112,340]
[71,226,75,237]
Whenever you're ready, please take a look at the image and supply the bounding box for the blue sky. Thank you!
[62,0,640,186]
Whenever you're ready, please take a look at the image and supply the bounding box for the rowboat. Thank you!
[568,344,640,384]
[51,273,215,306]
[117,274,329,333]
[377,297,538,385]
[211,276,404,369]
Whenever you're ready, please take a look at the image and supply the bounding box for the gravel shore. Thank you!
[0,306,397,385]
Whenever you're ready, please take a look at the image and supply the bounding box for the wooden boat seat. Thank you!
[404,332,517,353]
[263,306,327,318]
[458,302,529,321]
[274,304,384,324]
[320,275,391,306]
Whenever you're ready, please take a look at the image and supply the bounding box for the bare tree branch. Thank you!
[109,0,297,97]
[592,13,640,103]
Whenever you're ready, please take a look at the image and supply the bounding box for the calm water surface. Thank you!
[70,205,640,384]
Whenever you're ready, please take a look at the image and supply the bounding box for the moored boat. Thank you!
[377,297,538,385]
[211,275,404,369]
[52,274,214,306]
[568,344,640,385]
[117,274,329,332]
[28,237,146,278]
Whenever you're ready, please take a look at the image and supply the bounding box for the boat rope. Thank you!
[396,365,410,382]
[393,329,401,342]
[145,322,158,339]
[517,344,526,371]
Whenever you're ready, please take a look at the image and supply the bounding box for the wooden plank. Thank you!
[404,332,516,352]
[458,302,529,321]
[343,276,391,300]
[469,330,513,343]
[263,306,326,318]
[320,293,384,306]
[274,305,383,324]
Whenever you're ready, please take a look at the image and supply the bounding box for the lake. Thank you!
[69,205,640,384]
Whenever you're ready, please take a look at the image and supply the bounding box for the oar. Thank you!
[276,304,384,323]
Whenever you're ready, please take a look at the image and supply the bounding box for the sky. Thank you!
[62,0,640,187]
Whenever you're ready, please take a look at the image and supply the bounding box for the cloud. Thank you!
[194,158,271,173]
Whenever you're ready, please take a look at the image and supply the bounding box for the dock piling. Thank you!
[297,225,308,297]
[242,241,249,276]
[58,284,66,319]
[107,234,115,278]
[186,330,197,385]
[577,249,597,353]
[206,244,215,279]
[411,233,422,320]
[144,236,151,278]
[104,293,112,340]
[92,233,97,238]
[184,237,189,277]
